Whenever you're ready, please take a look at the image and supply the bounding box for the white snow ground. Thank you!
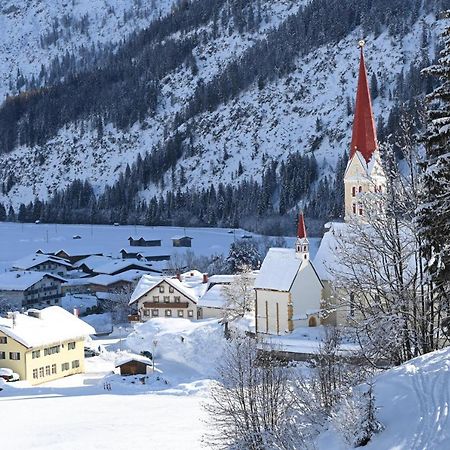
[0,327,212,450]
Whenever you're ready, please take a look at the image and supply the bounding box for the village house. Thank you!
[0,306,94,385]
[128,237,162,247]
[129,270,208,321]
[254,214,323,335]
[0,271,66,310]
[171,236,193,248]
[12,253,73,277]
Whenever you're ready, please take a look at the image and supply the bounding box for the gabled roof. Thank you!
[254,248,304,292]
[171,235,193,240]
[350,46,378,163]
[13,253,73,270]
[115,354,153,367]
[73,255,114,270]
[0,306,95,348]
[88,270,148,287]
[0,271,66,291]
[92,259,154,275]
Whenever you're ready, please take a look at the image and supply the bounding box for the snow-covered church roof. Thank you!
[254,248,306,292]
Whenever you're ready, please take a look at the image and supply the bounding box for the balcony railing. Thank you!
[128,314,140,322]
[143,302,189,309]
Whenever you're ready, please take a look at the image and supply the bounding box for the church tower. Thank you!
[344,41,386,222]
[295,212,309,260]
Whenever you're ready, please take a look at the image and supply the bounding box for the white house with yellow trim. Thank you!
[255,214,323,335]
[0,306,95,385]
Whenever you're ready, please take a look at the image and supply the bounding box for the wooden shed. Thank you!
[115,356,153,376]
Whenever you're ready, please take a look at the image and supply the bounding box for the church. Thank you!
[255,42,386,334]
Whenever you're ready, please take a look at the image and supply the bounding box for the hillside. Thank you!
[319,346,450,449]
[0,0,446,229]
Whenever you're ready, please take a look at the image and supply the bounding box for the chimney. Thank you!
[73,308,79,318]
[203,273,208,284]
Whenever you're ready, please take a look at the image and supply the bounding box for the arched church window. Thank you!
[359,206,363,216]
[352,186,356,197]
[352,204,357,214]
[358,186,362,193]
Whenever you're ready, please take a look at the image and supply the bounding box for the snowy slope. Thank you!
[319,347,450,449]
[0,0,176,99]
[0,2,442,209]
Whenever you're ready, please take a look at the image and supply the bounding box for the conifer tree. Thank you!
[418,11,450,308]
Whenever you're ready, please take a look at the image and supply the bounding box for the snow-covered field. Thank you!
[0,323,218,450]
[0,221,314,272]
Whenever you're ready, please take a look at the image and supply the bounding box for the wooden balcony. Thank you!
[128,314,140,322]
[143,302,189,309]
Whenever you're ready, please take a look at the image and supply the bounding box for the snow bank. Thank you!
[318,346,450,449]
[126,318,226,379]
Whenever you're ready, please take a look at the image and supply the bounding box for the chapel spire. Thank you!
[296,212,309,260]
[350,41,378,163]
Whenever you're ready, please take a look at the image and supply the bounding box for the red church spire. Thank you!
[350,41,378,163]
[297,212,307,239]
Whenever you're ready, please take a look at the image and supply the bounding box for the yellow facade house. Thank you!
[0,306,95,385]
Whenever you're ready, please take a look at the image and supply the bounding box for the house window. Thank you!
[33,369,38,379]
[51,364,57,374]
[165,310,172,317]
[9,352,20,360]
[359,207,363,216]
[352,186,356,197]
[159,286,164,293]
[61,363,70,371]
[143,309,150,316]
[39,367,44,377]
[0,351,5,359]
[72,360,80,369]
[45,365,51,376]
[169,286,174,293]
[164,296,170,303]
[352,204,357,214]
[152,310,159,317]
[178,310,184,318]
[32,350,41,359]
[0,336,7,344]
[68,342,76,350]
[188,310,193,318]
[174,296,181,303]
[153,296,159,302]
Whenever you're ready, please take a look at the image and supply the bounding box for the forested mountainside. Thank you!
[0,0,448,234]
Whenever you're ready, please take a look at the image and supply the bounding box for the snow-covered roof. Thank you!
[129,275,163,304]
[171,235,192,240]
[254,248,304,292]
[198,284,228,309]
[0,306,95,348]
[88,270,147,286]
[313,222,345,281]
[0,271,66,291]
[73,255,115,270]
[13,253,73,270]
[115,354,153,367]
[208,274,236,285]
[92,259,153,275]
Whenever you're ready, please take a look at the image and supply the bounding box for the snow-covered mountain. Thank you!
[0,0,443,212]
